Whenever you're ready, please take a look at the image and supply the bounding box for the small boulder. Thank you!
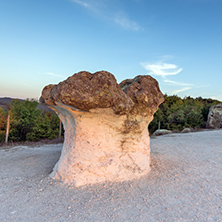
[181,128,193,133]
[153,129,172,136]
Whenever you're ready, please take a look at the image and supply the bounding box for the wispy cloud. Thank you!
[70,0,90,8]
[141,60,193,96]
[114,11,142,31]
[45,72,65,78]
[70,0,142,31]
[170,87,192,95]
[163,79,193,86]
[211,95,222,102]
[141,62,183,77]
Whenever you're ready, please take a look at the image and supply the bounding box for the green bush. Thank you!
[0,107,6,143]
[6,99,62,142]
[26,112,60,141]
[149,95,220,134]
[9,99,41,141]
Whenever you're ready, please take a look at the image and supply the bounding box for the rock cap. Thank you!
[41,71,164,115]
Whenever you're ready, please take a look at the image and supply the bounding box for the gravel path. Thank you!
[0,130,221,222]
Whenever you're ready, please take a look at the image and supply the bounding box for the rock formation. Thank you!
[207,103,222,129]
[40,71,164,187]
[153,129,172,136]
[181,128,193,133]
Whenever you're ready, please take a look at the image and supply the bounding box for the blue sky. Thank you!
[0,0,222,101]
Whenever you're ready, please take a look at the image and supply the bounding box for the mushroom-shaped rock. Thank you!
[40,71,164,187]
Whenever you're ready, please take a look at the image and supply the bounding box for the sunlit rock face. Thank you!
[40,71,164,187]
[207,103,222,129]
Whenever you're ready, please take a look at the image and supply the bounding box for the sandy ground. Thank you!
[0,130,221,222]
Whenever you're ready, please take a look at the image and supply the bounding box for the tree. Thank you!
[148,108,164,133]
[26,111,61,141]
[9,99,41,142]
[149,94,220,134]
[7,99,63,142]
[0,107,6,142]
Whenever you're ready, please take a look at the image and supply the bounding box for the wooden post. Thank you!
[59,120,62,139]
[158,121,160,130]
[5,115,10,144]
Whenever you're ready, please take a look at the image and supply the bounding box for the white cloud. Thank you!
[70,0,142,31]
[142,63,183,77]
[211,96,222,102]
[170,87,192,95]
[114,12,142,31]
[70,0,89,8]
[163,79,193,86]
[141,60,194,96]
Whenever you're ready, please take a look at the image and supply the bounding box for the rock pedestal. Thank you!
[207,103,222,129]
[40,71,164,187]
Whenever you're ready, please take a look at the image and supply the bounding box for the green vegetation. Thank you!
[0,99,63,143]
[149,95,220,134]
[0,95,220,143]
[0,107,7,142]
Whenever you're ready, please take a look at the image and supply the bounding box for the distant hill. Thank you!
[0,97,52,112]
[0,97,22,110]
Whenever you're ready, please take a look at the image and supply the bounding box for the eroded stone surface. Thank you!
[207,103,222,129]
[40,71,164,187]
[41,71,134,115]
[120,75,164,116]
[153,129,173,136]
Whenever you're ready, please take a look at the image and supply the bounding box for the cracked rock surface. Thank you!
[40,71,164,187]
[207,103,222,129]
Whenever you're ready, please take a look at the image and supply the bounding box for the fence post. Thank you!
[5,115,10,143]
[158,121,160,130]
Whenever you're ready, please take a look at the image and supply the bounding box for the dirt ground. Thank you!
[0,130,221,222]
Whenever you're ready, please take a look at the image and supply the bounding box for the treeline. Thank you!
[0,99,63,143]
[149,95,220,134]
[0,95,220,143]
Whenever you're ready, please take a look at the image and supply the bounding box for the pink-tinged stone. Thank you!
[40,71,164,187]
